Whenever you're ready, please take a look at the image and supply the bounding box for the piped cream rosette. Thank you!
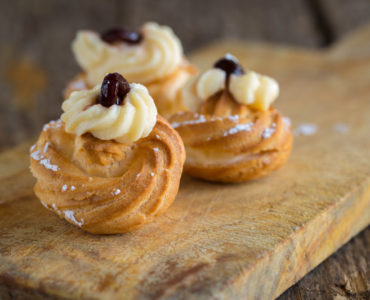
[72,22,183,85]
[183,54,279,112]
[68,22,197,117]
[61,83,157,143]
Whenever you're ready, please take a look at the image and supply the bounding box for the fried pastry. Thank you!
[170,54,293,182]
[30,73,185,234]
[65,22,197,117]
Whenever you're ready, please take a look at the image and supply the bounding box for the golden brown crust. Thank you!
[30,116,185,234]
[170,91,293,183]
[146,61,197,117]
[64,61,197,118]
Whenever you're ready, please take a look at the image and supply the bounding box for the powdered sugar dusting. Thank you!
[30,144,36,152]
[41,202,62,216]
[61,184,76,192]
[39,158,59,172]
[43,124,50,131]
[262,123,276,139]
[227,115,239,122]
[224,122,254,136]
[172,115,206,128]
[43,119,62,131]
[52,203,62,215]
[112,188,121,196]
[153,147,159,153]
[172,114,240,129]
[30,150,43,161]
[43,142,50,153]
[30,150,59,171]
[64,210,84,227]
[293,123,317,136]
[333,123,349,133]
[41,201,49,209]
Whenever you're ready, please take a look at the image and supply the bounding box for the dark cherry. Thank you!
[214,55,244,77]
[98,73,130,107]
[101,27,142,44]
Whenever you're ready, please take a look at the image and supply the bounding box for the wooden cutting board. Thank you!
[1,26,370,300]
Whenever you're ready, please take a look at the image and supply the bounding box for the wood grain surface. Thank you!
[0,23,370,299]
[280,228,369,299]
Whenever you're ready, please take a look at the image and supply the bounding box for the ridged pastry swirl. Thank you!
[73,22,183,85]
[170,91,292,182]
[30,117,185,234]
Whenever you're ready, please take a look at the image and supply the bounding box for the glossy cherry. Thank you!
[101,27,142,44]
[214,55,244,77]
[97,73,130,107]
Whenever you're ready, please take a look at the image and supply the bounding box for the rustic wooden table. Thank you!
[0,1,369,299]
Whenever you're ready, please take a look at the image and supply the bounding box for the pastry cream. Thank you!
[61,83,157,143]
[182,56,279,111]
[230,72,279,110]
[196,68,226,100]
[72,22,183,86]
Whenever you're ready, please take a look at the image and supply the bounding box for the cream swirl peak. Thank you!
[182,54,279,111]
[61,73,157,143]
[72,22,183,86]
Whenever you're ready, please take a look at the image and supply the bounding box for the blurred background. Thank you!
[1,0,370,150]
